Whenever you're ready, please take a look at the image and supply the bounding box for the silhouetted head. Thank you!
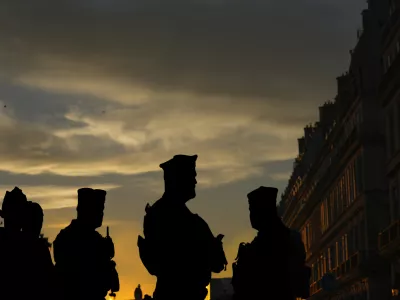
[23,201,44,238]
[0,187,27,232]
[248,186,279,231]
[76,188,106,229]
[161,154,198,203]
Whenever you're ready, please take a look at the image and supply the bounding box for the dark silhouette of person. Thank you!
[53,188,119,300]
[0,187,28,300]
[135,284,143,300]
[232,186,310,300]
[138,155,227,300]
[22,201,54,300]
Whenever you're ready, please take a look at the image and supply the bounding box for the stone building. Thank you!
[378,0,400,297]
[279,1,391,299]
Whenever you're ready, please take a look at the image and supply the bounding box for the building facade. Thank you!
[378,0,400,297]
[279,1,391,299]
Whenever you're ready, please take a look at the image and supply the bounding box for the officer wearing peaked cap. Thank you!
[159,154,198,170]
[0,187,29,300]
[138,154,227,300]
[0,187,28,232]
[232,186,310,300]
[53,188,119,300]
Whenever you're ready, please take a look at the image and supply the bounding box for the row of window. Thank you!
[386,101,400,158]
[302,223,312,252]
[383,38,400,74]
[311,219,365,283]
[321,153,364,233]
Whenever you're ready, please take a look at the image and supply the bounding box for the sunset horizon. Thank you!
[0,0,368,299]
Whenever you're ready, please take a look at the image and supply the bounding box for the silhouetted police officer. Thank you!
[53,188,119,300]
[138,155,227,300]
[0,187,28,300]
[22,201,54,300]
[232,186,310,300]
[135,284,143,300]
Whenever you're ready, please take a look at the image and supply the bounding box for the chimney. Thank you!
[361,9,373,32]
[304,126,313,138]
[319,102,336,126]
[336,73,353,100]
[298,137,305,154]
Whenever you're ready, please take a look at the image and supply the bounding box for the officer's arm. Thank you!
[197,217,227,273]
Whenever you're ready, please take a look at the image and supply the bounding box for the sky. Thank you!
[0,0,366,299]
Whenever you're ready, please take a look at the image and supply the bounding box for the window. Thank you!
[320,255,326,277]
[337,182,342,215]
[343,172,350,207]
[327,248,332,270]
[354,225,359,251]
[338,239,343,264]
[321,202,326,232]
[359,219,366,251]
[332,244,337,268]
[303,223,313,251]
[348,228,355,255]
[388,110,396,155]
[391,185,399,221]
[328,245,337,270]
[329,192,335,224]
[355,153,364,194]
[343,235,348,261]
[312,263,318,282]
[349,163,355,203]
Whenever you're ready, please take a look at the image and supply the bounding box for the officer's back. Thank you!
[139,155,227,300]
[22,201,54,300]
[232,187,292,300]
[53,188,110,300]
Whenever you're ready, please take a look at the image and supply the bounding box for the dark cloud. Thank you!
[1,0,365,105]
[0,2,370,297]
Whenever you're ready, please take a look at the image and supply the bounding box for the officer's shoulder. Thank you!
[54,223,75,242]
[192,213,210,227]
[93,230,103,239]
[145,200,168,220]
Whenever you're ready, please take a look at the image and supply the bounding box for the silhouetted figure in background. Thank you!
[22,201,54,300]
[0,187,28,300]
[138,155,227,300]
[232,186,310,300]
[135,284,143,300]
[53,188,119,300]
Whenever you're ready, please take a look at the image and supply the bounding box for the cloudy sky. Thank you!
[0,0,365,298]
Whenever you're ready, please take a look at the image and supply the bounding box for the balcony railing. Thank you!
[378,220,400,251]
[309,252,361,296]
